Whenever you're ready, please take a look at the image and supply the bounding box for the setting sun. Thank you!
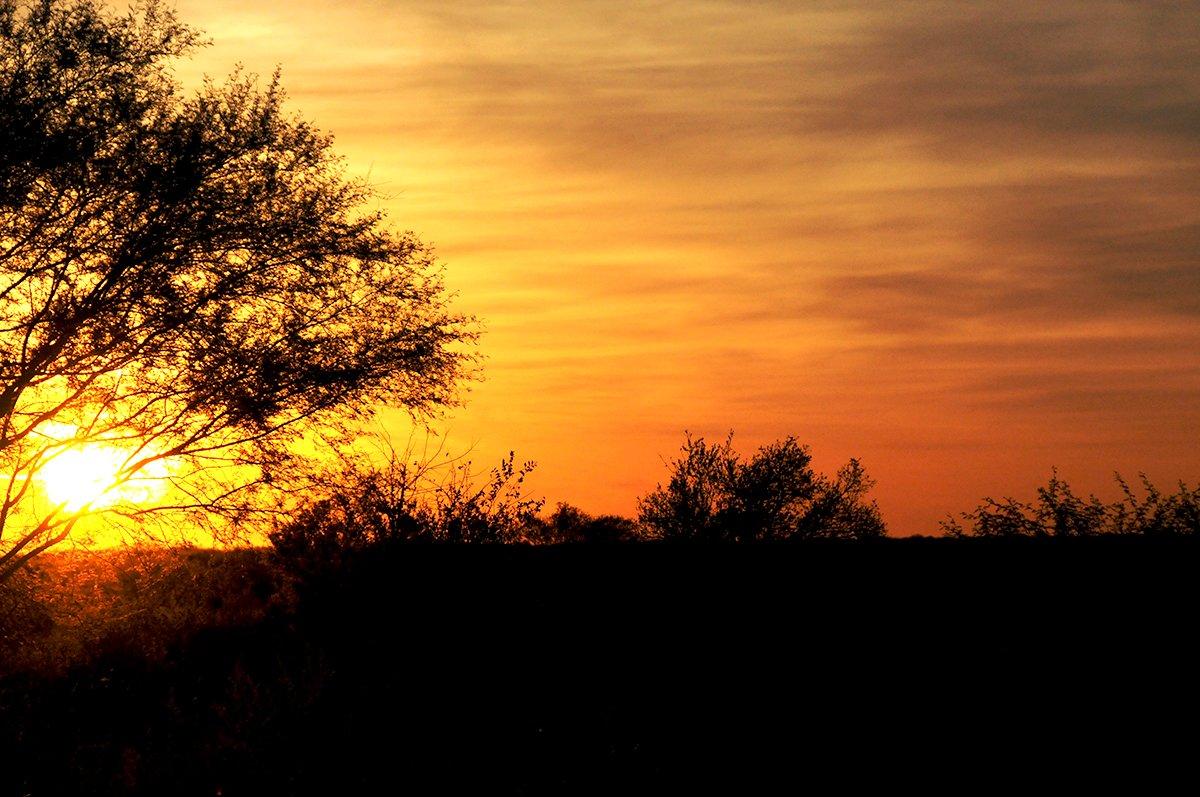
[37,442,170,512]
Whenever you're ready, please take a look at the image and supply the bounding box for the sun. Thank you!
[37,441,170,512]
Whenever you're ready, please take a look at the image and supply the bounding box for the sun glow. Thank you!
[37,441,171,512]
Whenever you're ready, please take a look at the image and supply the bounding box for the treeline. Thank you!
[274,432,1199,563]
[0,430,1197,794]
[943,469,1200,537]
[3,431,1198,663]
[0,429,1196,793]
[268,433,888,574]
[5,430,1195,679]
[267,436,888,578]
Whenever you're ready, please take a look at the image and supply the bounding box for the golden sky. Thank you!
[172,0,1200,533]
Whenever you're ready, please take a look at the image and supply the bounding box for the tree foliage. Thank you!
[0,1,473,578]
[0,546,288,676]
[270,447,544,577]
[942,471,1200,537]
[533,503,642,544]
[637,433,886,541]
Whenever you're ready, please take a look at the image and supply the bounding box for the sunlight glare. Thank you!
[37,442,170,512]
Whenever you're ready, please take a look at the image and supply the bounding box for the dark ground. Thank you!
[1,538,1197,794]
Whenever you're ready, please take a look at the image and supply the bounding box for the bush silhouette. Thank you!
[637,433,886,541]
[533,503,642,544]
[270,449,544,575]
[0,546,290,675]
[942,470,1200,537]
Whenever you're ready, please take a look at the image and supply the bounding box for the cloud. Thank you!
[169,0,1200,532]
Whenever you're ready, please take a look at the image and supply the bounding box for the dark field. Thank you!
[2,539,1196,794]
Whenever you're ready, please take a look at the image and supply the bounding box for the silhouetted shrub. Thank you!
[637,433,886,541]
[0,565,54,673]
[942,471,1200,537]
[533,503,643,544]
[270,450,544,574]
[0,546,291,675]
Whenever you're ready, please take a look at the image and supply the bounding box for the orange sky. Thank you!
[172,1,1200,533]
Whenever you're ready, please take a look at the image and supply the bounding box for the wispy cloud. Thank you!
[175,0,1200,531]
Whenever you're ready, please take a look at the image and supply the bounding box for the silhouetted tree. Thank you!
[534,503,642,544]
[942,471,1200,537]
[0,1,473,579]
[637,433,886,541]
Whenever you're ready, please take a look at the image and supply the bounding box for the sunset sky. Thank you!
[173,1,1199,533]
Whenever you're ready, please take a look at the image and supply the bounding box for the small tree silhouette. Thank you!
[0,1,473,579]
[637,433,886,541]
[942,470,1200,537]
[534,503,641,544]
[270,446,544,576]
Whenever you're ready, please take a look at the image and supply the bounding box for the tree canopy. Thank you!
[0,0,474,579]
[637,433,886,541]
[942,471,1200,538]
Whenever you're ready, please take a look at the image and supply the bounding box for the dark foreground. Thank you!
[2,538,1198,795]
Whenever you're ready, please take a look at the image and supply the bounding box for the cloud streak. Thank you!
[174,0,1200,532]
